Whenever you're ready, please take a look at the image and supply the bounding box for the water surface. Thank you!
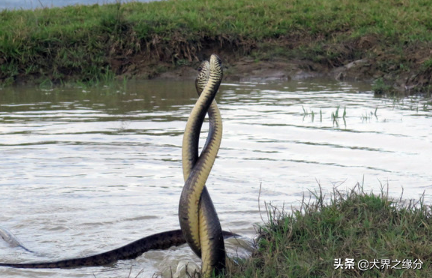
[0,79,431,277]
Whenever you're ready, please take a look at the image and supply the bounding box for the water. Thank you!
[0,79,431,277]
[0,0,158,11]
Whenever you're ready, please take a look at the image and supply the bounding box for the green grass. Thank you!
[223,184,432,277]
[1,0,432,88]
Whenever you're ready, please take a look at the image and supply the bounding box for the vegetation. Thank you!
[0,0,431,93]
[222,184,432,277]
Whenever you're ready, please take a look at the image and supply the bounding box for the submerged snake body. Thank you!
[0,227,33,253]
[0,230,236,269]
[0,55,228,275]
[0,230,185,268]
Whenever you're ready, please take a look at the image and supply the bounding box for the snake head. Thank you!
[196,54,223,96]
[195,61,210,96]
[209,54,223,76]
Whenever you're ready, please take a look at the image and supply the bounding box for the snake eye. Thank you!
[197,61,210,74]
[197,63,203,72]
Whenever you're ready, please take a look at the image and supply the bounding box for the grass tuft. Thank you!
[224,183,432,277]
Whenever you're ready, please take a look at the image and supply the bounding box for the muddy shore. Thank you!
[113,48,431,96]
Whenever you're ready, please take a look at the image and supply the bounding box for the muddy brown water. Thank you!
[0,79,431,277]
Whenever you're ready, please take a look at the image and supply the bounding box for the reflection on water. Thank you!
[0,79,431,277]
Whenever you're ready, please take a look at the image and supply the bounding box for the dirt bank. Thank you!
[110,40,432,96]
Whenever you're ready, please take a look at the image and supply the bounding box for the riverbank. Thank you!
[222,185,431,278]
[0,0,431,95]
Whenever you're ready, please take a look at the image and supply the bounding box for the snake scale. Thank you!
[0,54,232,276]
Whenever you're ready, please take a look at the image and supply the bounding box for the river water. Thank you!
[0,79,431,277]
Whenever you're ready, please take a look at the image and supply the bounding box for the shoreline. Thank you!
[225,184,432,277]
[1,0,431,95]
[152,56,369,83]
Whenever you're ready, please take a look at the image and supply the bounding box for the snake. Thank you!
[0,226,34,253]
[179,54,225,276]
[0,54,230,276]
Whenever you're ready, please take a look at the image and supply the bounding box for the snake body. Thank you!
[0,230,236,269]
[180,55,225,276]
[0,227,33,253]
[0,54,228,275]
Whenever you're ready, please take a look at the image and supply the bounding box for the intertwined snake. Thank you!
[0,54,231,276]
[179,54,225,276]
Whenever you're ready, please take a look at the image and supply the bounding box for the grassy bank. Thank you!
[223,185,431,278]
[1,0,431,94]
